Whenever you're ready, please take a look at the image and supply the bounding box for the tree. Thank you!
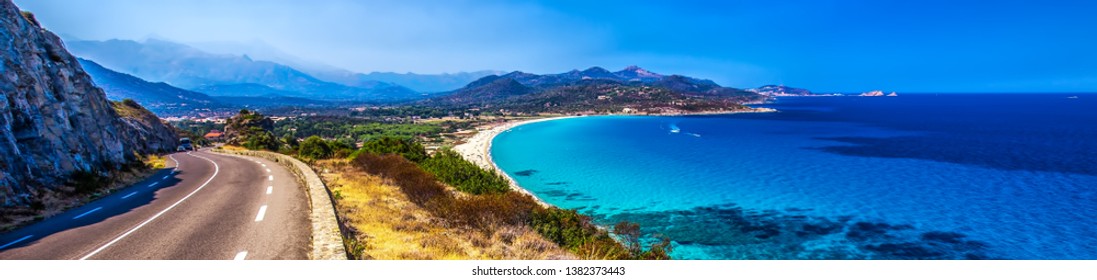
[298,136,333,160]
[613,221,672,260]
[356,136,428,162]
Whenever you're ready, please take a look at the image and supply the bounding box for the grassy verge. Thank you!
[317,159,574,260]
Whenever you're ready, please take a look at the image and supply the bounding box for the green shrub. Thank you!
[419,149,510,194]
[298,136,333,159]
[353,136,428,162]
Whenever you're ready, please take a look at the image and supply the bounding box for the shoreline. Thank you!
[453,115,583,207]
[451,106,776,208]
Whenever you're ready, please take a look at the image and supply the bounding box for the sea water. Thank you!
[491,94,1097,259]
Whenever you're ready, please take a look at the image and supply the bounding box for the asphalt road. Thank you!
[0,150,310,260]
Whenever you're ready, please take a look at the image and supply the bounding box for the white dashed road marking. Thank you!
[255,205,268,222]
[266,186,273,195]
[234,251,248,260]
[72,207,103,220]
[80,152,221,260]
[121,192,138,199]
[0,235,33,250]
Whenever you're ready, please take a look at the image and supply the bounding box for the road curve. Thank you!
[0,150,310,260]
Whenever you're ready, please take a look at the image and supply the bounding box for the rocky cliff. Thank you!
[0,0,177,206]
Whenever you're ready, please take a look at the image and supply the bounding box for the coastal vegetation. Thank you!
[420,149,511,194]
[355,137,428,162]
[319,159,572,259]
[273,116,445,143]
[344,141,671,259]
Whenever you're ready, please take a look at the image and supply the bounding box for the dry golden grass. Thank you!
[317,159,575,260]
[218,145,248,151]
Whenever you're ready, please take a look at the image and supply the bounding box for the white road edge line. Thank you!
[79,152,221,260]
[0,235,34,250]
[255,205,268,222]
[169,154,180,169]
[72,207,103,220]
[121,192,138,199]
[266,186,273,195]
[234,251,248,260]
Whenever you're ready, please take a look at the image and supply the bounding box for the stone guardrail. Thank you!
[212,149,347,260]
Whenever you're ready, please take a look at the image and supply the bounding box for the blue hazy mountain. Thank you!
[65,38,420,101]
[192,83,300,97]
[312,70,504,93]
[77,58,227,116]
[211,94,332,108]
[189,39,502,93]
[80,58,331,116]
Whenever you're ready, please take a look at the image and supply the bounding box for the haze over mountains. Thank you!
[66,38,503,97]
[66,39,419,101]
[187,39,504,93]
[63,37,825,118]
[79,58,331,116]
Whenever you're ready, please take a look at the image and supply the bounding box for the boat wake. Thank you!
[669,123,681,133]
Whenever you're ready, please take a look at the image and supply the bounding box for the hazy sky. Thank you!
[14,0,1097,92]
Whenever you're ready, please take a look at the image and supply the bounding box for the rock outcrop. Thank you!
[0,0,176,206]
[859,90,899,97]
[859,90,885,96]
[111,99,180,154]
[223,109,279,150]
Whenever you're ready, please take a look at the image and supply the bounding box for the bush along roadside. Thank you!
[350,148,672,260]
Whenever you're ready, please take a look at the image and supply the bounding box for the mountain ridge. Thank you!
[424,66,766,114]
[64,38,421,102]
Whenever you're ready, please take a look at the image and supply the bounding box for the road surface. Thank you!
[0,150,310,260]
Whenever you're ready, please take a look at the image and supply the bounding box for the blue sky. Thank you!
[14,0,1097,92]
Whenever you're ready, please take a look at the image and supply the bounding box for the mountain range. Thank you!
[187,39,501,93]
[66,38,820,117]
[65,39,422,101]
[79,58,332,117]
[77,58,226,115]
[425,66,768,114]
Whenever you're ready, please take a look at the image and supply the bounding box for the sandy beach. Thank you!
[453,116,581,206]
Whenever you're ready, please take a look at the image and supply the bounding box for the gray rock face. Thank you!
[0,0,176,206]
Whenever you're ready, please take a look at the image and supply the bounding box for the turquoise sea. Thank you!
[491,94,1097,259]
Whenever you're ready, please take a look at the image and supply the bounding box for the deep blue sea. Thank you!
[491,94,1097,260]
